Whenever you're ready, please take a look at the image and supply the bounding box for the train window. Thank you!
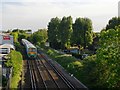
[29,48,36,52]
[32,49,36,52]
[28,48,31,51]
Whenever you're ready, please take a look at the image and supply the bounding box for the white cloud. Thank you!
[1,0,119,32]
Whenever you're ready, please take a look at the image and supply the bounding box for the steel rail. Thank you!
[33,59,48,88]
[27,60,35,89]
[27,60,37,90]
[40,54,76,90]
[37,57,61,89]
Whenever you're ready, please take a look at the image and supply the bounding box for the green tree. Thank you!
[59,16,73,49]
[72,18,83,45]
[10,32,18,42]
[72,17,93,48]
[96,26,120,88]
[48,17,61,49]
[18,33,28,42]
[83,18,93,48]
[10,29,30,43]
[106,17,120,30]
[12,29,19,32]
[31,29,48,46]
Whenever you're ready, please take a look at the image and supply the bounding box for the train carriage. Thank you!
[22,39,37,58]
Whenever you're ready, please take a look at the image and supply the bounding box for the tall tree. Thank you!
[48,17,61,49]
[72,17,93,48]
[83,18,93,48]
[72,17,83,45]
[59,16,73,49]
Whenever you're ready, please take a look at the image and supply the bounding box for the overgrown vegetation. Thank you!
[29,29,48,46]
[5,50,23,88]
[2,75,7,87]
[95,26,120,88]
[6,16,120,88]
[10,29,31,43]
[39,46,85,83]
[40,47,97,87]
[38,17,120,88]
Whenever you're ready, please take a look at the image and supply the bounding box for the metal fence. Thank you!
[0,57,2,90]
[6,67,13,90]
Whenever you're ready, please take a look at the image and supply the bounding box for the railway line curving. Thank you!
[21,52,87,89]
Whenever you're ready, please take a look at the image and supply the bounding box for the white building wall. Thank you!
[0,34,14,45]
[2,36,13,45]
[0,35,2,45]
[0,34,14,55]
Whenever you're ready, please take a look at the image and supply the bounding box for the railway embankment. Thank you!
[21,53,87,89]
[5,50,23,88]
[38,46,88,88]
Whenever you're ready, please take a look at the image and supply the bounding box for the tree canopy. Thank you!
[106,17,120,30]
[47,16,93,49]
[48,17,61,49]
[96,26,120,88]
[30,29,48,46]
[72,17,93,48]
[59,16,73,49]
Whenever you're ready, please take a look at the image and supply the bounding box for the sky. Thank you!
[0,0,119,32]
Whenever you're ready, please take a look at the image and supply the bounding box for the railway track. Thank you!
[36,57,71,89]
[25,57,76,89]
[26,59,61,89]
[27,60,46,89]
[36,59,60,89]
[21,39,87,89]
[38,53,76,89]
[22,53,87,89]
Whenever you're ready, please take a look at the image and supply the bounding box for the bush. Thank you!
[40,47,98,88]
[5,50,23,88]
[47,49,54,56]
[2,75,7,87]
[40,47,84,83]
[80,55,97,87]
[95,28,120,88]
[14,42,24,52]
[72,53,82,59]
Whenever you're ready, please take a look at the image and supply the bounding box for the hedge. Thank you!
[5,50,23,88]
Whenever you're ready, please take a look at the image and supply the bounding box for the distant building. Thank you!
[0,33,13,45]
[0,33,15,55]
[0,44,15,55]
[25,30,32,34]
[0,33,15,88]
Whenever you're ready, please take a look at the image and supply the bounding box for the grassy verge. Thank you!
[39,46,83,80]
[39,46,98,88]
[5,50,23,88]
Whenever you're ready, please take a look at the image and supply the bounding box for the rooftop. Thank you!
[0,44,15,50]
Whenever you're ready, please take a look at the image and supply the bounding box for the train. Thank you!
[22,39,37,58]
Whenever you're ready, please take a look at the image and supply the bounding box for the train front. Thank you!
[28,48,37,59]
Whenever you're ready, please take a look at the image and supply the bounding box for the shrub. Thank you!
[40,47,84,83]
[72,53,82,59]
[5,50,23,88]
